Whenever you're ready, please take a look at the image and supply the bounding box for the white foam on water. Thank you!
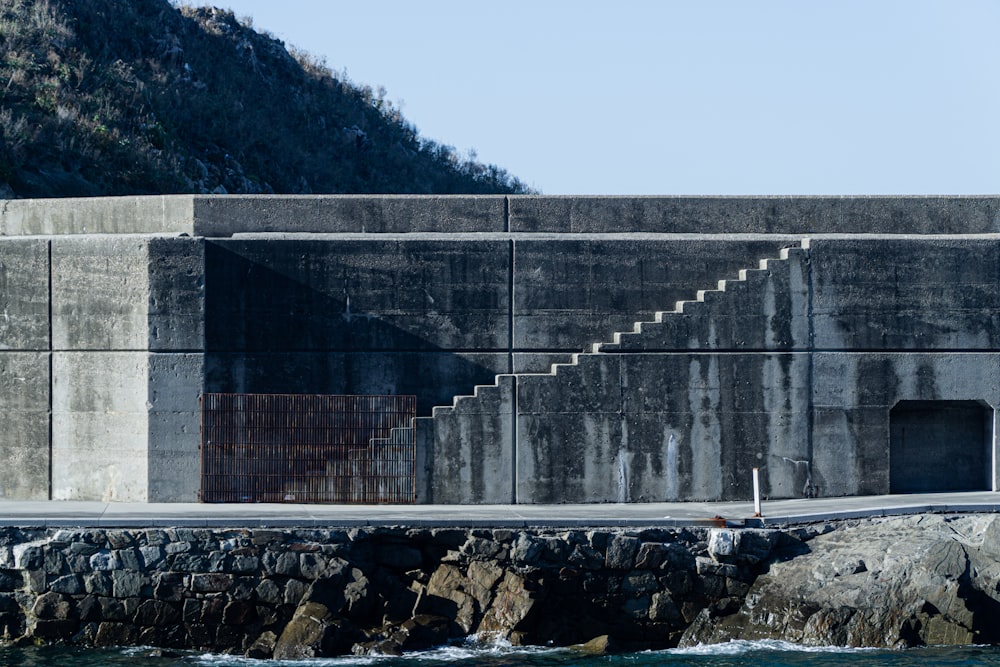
[663,639,880,656]
[179,634,564,666]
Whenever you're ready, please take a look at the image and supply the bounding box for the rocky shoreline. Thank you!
[0,514,997,657]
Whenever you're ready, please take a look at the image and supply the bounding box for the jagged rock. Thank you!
[422,564,478,632]
[649,591,682,624]
[307,566,376,622]
[272,564,375,658]
[680,515,1000,648]
[511,534,544,565]
[577,634,620,654]
[31,592,71,620]
[133,599,180,626]
[353,614,451,655]
[461,536,503,560]
[735,530,779,564]
[94,621,139,647]
[272,602,355,659]
[246,630,277,659]
[605,536,640,570]
[478,571,535,636]
[707,530,740,561]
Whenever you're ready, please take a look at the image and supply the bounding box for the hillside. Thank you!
[0,0,532,198]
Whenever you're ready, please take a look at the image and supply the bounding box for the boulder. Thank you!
[681,515,1000,648]
[272,601,355,659]
[352,614,451,656]
[576,634,621,654]
[272,564,373,658]
[478,571,536,637]
[246,630,277,659]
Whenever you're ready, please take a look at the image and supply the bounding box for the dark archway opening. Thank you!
[889,400,993,493]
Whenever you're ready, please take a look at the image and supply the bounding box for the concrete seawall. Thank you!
[2,195,1000,504]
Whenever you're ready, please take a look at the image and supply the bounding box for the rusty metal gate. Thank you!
[200,393,417,503]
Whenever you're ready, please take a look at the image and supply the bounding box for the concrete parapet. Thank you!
[191,194,507,235]
[0,195,194,235]
[3,195,1000,237]
[508,195,1000,234]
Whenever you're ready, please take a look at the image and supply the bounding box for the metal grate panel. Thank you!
[200,393,416,503]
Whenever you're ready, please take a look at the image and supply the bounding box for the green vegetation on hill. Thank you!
[0,0,532,198]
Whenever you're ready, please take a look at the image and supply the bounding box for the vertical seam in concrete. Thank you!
[47,239,53,500]
[512,375,519,504]
[503,196,510,233]
[508,239,515,374]
[804,238,815,496]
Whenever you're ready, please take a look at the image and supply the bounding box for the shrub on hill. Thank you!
[0,0,532,197]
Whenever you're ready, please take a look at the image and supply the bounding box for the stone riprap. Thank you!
[1,195,1000,503]
[0,524,782,656]
[3,515,1000,655]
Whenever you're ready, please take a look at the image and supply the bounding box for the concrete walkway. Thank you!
[0,491,998,529]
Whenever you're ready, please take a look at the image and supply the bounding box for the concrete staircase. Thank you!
[435,239,808,416]
[418,239,810,503]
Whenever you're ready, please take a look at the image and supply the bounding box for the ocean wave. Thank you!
[183,635,564,666]
[664,639,880,656]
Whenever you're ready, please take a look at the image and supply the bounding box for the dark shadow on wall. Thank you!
[202,241,508,416]
[889,400,993,493]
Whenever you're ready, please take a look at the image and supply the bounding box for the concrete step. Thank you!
[426,240,807,421]
[590,240,805,354]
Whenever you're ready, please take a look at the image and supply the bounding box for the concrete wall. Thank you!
[200,236,795,412]
[1,196,999,503]
[423,239,1000,503]
[0,240,49,500]
[0,234,204,502]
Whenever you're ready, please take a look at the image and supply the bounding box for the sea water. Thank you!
[3,639,1000,667]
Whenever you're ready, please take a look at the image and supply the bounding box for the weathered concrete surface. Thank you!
[0,353,48,500]
[147,354,204,503]
[6,195,1000,236]
[51,352,149,502]
[3,196,1000,504]
[420,375,516,504]
[0,196,194,236]
[192,195,507,235]
[147,237,205,352]
[514,353,812,504]
[512,238,791,356]
[433,240,1000,503]
[509,196,1000,234]
[0,239,49,350]
[204,238,511,352]
[682,514,1000,648]
[809,237,1000,350]
[51,238,149,351]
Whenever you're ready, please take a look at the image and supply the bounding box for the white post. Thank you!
[752,467,762,517]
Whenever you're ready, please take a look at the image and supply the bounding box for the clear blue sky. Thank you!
[215,1,999,195]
